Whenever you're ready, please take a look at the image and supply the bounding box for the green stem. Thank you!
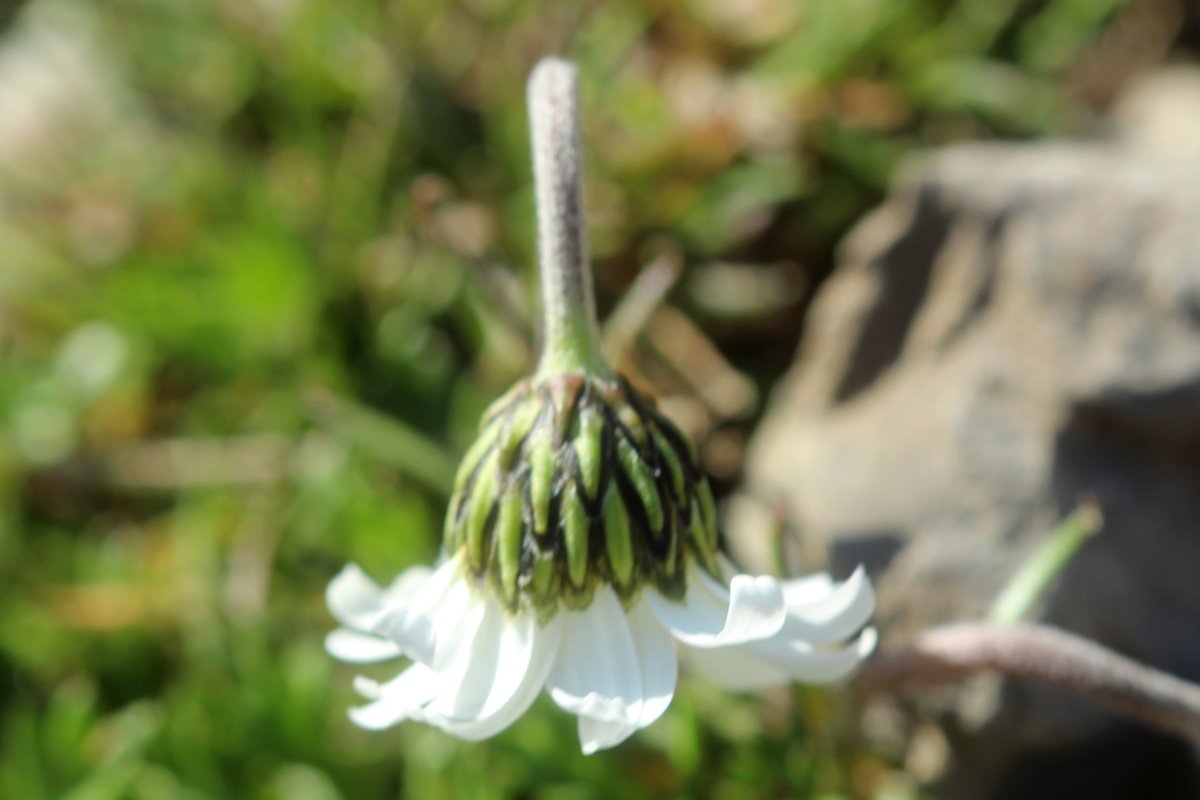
[990,501,1103,624]
[527,58,611,378]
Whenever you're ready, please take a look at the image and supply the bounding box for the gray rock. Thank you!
[731,84,1200,798]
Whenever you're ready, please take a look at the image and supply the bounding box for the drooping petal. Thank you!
[779,574,833,605]
[686,627,878,690]
[327,564,433,631]
[777,567,876,645]
[410,556,466,612]
[371,609,436,665]
[422,579,488,677]
[346,662,441,730]
[422,592,534,722]
[547,591,677,753]
[716,555,831,606]
[351,674,385,701]
[371,556,467,665]
[547,585,643,725]
[427,613,564,742]
[625,597,677,729]
[387,565,434,601]
[324,629,402,664]
[326,564,388,630]
[351,661,440,702]
[646,565,786,648]
[578,716,639,755]
[685,640,788,688]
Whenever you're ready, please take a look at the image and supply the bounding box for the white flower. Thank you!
[325,552,875,754]
[323,56,877,755]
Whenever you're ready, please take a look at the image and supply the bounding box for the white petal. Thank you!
[372,608,436,665]
[348,695,413,730]
[350,653,448,703]
[419,580,488,677]
[406,555,466,619]
[326,564,389,630]
[718,554,834,603]
[371,556,467,665]
[324,628,402,663]
[625,597,677,728]
[423,593,533,721]
[685,641,788,689]
[549,592,678,753]
[429,613,563,741]
[346,662,440,730]
[647,566,786,648]
[385,565,434,602]
[578,716,639,755]
[778,573,834,605]
[352,674,385,700]
[327,563,434,632]
[777,567,876,645]
[687,626,877,690]
[547,586,642,725]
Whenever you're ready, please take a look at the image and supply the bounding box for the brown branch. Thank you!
[855,622,1200,742]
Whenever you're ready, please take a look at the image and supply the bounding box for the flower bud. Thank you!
[443,372,718,615]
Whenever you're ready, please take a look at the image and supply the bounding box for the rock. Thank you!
[730,75,1200,799]
[1113,65,1200,162]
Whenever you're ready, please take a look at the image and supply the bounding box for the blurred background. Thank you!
[2,0,1198,798]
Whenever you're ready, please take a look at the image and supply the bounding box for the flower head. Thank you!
[443,371,719,620]
[324,57,875,754]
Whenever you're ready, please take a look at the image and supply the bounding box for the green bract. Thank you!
[443,372,721,619]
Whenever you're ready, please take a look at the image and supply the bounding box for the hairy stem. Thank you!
[527,57,609,377]
[856,622,1200,742]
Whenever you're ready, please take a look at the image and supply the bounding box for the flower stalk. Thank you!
[528,58,610,379]
[856,622,1200,742]
[437,57,730,617]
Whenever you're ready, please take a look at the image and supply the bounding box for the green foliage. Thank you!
[0,0,1132,796]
